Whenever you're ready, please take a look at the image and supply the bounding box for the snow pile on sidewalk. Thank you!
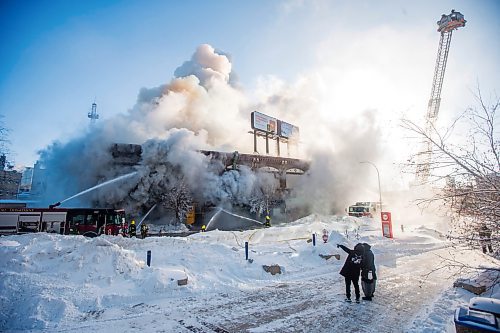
[1,214,498,332]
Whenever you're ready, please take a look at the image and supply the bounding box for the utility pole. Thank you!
[360,161,382,209]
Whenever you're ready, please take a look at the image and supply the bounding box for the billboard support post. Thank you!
[253,130,257,153]
[265,132,269,154]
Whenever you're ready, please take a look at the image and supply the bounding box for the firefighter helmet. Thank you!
[131,220,135,225]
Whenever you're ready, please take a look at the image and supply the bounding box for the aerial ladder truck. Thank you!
[415,10,466,183]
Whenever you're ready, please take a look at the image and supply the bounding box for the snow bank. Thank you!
[1,214,498,332]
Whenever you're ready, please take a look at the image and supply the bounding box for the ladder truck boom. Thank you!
[415,10,466,183]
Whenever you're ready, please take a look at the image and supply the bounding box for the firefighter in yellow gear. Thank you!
[201,224,206,232]
[129,220,136,237]
[265,215,271,227]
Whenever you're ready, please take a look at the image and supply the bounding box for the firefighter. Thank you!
[265,214,271,227]
[140,223,149,239]
[201,224,206,232]
[120,220,128,237]
[129,220,136,238]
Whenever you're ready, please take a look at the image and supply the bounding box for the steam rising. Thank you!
[38,43,383,220]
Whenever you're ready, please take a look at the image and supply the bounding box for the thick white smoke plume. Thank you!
[39,43,383,220]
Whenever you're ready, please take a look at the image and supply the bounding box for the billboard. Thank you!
[278,120,299,139]
[251,111,277,133]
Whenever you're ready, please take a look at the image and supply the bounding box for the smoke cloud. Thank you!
[38,43,384,220]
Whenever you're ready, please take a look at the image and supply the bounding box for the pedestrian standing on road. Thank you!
[337,243,364,303]
[479,224,493,254]
[361,243,377,301]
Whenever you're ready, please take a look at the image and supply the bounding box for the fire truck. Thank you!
[0,207,127,237]
[347,202,380,218]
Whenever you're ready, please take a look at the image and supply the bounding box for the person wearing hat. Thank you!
[129,220,136,238]
[360,243,377,301]
[479,224,493,254]
[337,243,364,303]
[201,224,206,232]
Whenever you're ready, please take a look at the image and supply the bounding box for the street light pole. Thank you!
[360,161,382,210]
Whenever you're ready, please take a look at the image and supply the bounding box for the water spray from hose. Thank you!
[49,171,138,208]
[137,203,157,228]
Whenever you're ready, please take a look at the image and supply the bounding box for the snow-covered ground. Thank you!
[1,215,498,332]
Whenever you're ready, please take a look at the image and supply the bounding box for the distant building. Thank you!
[110,143,142,165]
[19,167,34,194]
[0,169,22,199]
[30,161,47,199]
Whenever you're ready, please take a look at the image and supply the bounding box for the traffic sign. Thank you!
[381,211,393,238]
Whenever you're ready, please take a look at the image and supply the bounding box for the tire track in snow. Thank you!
[191,247,462,332]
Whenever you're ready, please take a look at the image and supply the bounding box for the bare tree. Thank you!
[248,172,280,218]
[159,176,192,223]
[402,88,499,257]
[0,115,11,168]
[123,160,193,225]
[248,188,273,217]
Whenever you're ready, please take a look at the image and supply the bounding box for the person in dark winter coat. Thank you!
[361,243,377,301]
[337,243,364,303]
[140,223,149,239]
[479,224,493,254]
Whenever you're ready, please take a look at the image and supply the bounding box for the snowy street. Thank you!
[1,215,497,333]
[2,2,499,332]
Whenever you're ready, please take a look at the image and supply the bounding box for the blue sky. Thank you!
[1,0,499,167]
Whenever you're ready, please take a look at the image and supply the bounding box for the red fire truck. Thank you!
[0,207,127,237]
